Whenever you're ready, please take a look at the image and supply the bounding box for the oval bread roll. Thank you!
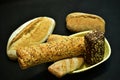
[7,17,55,60]
[66,12,105,32]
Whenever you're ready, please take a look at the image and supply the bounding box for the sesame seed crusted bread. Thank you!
[84,30,105,65]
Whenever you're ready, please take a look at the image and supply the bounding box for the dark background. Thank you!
[0,0,120,80]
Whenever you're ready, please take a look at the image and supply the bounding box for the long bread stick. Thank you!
[17,36,85,69]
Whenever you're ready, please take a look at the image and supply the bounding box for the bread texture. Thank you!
[84,30,105,65]
[48,57,84,78]
[66,12,105,32]
[47,34,67,42]
[47,34,84,77]
[7,17,55,60]
[17,35,85,69]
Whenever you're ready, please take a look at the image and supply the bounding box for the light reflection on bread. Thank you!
[7,17,55,60]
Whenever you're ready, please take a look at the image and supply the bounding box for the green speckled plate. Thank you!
[70,31,111,73]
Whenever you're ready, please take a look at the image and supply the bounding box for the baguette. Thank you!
[66,12,105,32]
[7,17,55,60]
[17,36,85,69]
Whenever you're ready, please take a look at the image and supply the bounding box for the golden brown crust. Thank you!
[7,17,55,60]
[48,57,84,78]
[10,17,55,50]
[47,34,84,77]
[47,34,67,42]
[66,12,105,32]
[17,36,85,69]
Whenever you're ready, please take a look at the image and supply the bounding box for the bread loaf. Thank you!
[17,35,85,69]
[66,12,105,32]
[84,30,105,65]
[7,17,55,60]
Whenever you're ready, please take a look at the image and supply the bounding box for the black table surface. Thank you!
[0,0,120,80]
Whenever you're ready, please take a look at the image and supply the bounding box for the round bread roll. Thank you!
[66,12,105,32]
[7,17,55,60]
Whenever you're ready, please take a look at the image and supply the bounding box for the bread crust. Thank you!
[7,17,55,60]
[66,12,105,32]
[17,36,85,69]
[48,57,84,78]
